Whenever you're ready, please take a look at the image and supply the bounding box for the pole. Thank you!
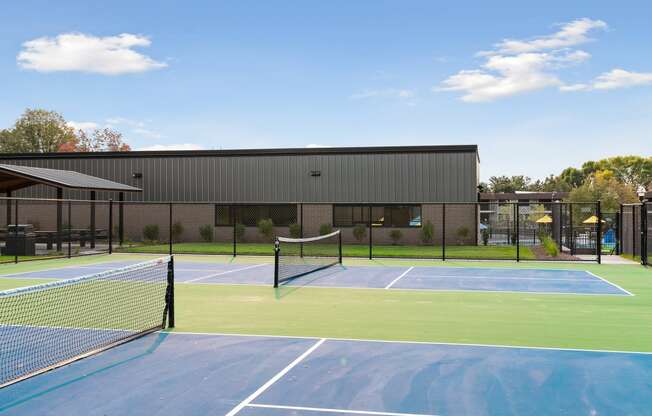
[232,206,237,257]
[13,199,18,264]
[368,205,372,260]
[618,204,623,255]
[633,204,636,258]
[515,203,520,262]
[6,191,11,226]
[166,256,175,328]
[108,199,113,254]
[640,203,647,266]
[68,201,72,258]
[300,203,304,258]
[56,187,63,252]
[118,192,124,246]
[338,231,342,264]
[90,191,96,249]
[442,203,446,261]
[273,240,280,288]
[569,203,574,255]
[597,201,602,264]
[169,203,173,256]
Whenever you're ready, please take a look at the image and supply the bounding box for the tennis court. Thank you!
[2,331,651,415]
[0,258,631,296]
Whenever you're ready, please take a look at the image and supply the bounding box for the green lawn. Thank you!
[115,242,535,260]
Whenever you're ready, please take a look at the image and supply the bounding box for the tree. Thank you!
[71,128,131,152]
[488,175,532,193]
[0,109,76,153]
[558,167,585,189]
[567,170,638,212]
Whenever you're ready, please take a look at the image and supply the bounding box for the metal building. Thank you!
[0,145,480,245]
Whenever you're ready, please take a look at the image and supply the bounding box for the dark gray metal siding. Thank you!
[0,149,479,202]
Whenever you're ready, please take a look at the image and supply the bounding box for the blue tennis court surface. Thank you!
[1,332,650,415]
[0,259,631,296]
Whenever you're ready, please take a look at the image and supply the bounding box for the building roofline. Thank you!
[0,144,479,160]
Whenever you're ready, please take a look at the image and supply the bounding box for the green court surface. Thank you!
[1,255,651,353]
[115,242,535,259]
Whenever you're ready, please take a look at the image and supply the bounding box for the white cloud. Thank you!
[305,144,332,148]
[351,88,416,100]
[138,143,204,151]
[437,18,623,102]
[493,18,607,54]
[591,69,652,90]
[132,128,163,139]
[67,121,98,131]
[106,117,146,128]
[17,33,167,75]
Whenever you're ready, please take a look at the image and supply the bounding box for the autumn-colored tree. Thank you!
[567,170,639,211]
[73,128,131,152]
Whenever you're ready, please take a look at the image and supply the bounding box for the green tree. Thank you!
[567,170,638,212]
[558,167,585,188]
[0,109,76,153]
[488,175,532,193]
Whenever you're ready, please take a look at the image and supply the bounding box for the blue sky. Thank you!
[1,1,650,180]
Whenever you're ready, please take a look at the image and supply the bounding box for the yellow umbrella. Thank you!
[536,214,553,224]
[583,215,605,224]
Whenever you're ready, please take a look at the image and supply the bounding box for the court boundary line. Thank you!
[182,264,267,283]
[166,331,652,356]
[384,267,413,289]
[585,270,635,296]
[224,338,326,416]
[246,403,438,416]
[184,281,631,296]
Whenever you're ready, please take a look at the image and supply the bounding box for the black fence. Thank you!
[0,198,612,265]
[620,202,650,266]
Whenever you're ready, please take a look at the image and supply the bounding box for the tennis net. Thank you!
[274,230,342,287]
[0,256,174,388]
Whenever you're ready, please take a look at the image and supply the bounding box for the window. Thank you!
[333,205,421,227]
[215,205,297,226]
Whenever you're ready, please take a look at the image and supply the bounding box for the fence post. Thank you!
[641,203,647,266]
[67,200,72,258]
[597,201,602,264]
[515,203,520,262]
[232,206,237,257]
[108,199,113,254]
[617,204,623,255]
[633,204,637,259]
[442,203,446,261]
[569,203,574,255]
[13,199,18,264]
[368,205,372,260]
[118,192,124,246]
[300,203,304,258]
[169,203,173,256]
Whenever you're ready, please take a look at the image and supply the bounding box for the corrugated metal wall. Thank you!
[0,150,479,203]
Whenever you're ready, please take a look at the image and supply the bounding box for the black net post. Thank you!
[168,203,173,256]
[273,239,280,288]
[13,199,18,264]
[166,256,175,328]
[108,199,113,254]
[67,200,72,258]
[368,205,372,260]
[442,203,446,261]
[338,230,342,263]
[597,200,602,264]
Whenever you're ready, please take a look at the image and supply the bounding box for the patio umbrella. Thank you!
[535,214,553,224]
[582,215,606,224]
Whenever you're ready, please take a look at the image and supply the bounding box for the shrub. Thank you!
[420,221,434,244]
[319,223,333,236]
[389,229,403,245]
[143,224,160,243]
[257,218,274,241]
[353,223,367,242]
[456,226,470,243]
[171,221,184,242]
[541,235,559,257]
[481,228,489,246]
[199,224,214,242]
[289,223,302,238]
[234,223,246,242]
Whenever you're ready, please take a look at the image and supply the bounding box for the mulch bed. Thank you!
[530,245,580,261]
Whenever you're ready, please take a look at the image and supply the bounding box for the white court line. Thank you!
[585,271,635,296]
[182,264,267,283]
[224,338,326,416]
[167,331,652,356]
[405,274,605,282]
[246,403,438,416]
[384,267,414,289]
